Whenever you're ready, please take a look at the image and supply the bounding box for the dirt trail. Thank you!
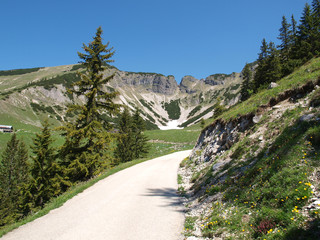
[1,150,191,240]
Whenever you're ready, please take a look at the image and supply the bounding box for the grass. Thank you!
[180,57,320,239]
[220,57,320,121]
[189,103,320,239]
[145,128,200,144]
[195,116,320,239]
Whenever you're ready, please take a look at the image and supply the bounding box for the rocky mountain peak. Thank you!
[179,75,199,94]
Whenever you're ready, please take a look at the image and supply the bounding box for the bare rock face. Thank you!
[116,72,178,95]
[152,75,178,95]
[179,75,199,94]
[191,114,254,163]
[204,73,238,86]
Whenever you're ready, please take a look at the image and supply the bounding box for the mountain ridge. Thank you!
[0,63,243,131]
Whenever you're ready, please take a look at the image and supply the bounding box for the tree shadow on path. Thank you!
[142,188,185,213]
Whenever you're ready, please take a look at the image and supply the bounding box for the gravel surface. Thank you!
[1,150,192,240]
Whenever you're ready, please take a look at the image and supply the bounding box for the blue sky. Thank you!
[0,0,311,83]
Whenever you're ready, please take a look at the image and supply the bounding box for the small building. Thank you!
[0,125,14,133]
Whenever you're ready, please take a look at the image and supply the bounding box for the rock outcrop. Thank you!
[204,72,239,86]
[179,75,199,94]
[114,71,179,95]
[191,114,254,163]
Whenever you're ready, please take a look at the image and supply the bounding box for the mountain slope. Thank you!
[0,64,242,134]
[178,57,320,239]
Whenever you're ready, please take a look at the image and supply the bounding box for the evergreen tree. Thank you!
[132,108,149,159]
[278,16,291,60]
[253,39,269,91]
[115,108,134,163]
[0,134,29,225]
[290,14,298,43]
[254,40,282,90]
[265,42,282,82]
[297,3,314,60]
[311,0,320,56]
[240,63,252,101]
[25,120,62,209]
[59,27,120,182]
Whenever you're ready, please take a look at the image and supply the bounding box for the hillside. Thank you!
[0,64,242,132]
[178,57,320,239]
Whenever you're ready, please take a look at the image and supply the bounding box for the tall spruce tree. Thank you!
[59,27,120,182]
[253,38,269,91]
[312,0,320,56]
[278,16,291,60]
[297,3,314,60]
[240,63,252,102]
[265,42,282,82]
[0,134,29,225]
[132,108,149,159]
[115,108,134,163]
[25,120,62,209]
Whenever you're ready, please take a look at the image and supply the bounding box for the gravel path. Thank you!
[1,150,191,240]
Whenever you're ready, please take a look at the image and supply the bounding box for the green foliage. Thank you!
[0,134,29,226]
[115,108,150,163]
[240,63,253,101]
[188,105,202,118]
[114,108,134,163]
[70,64,85,71]
[200,118,205,129]
[221,57,320,121]
[212,98,226,119]
[24,120,63,212]
[309,86,320,107]
[254,40,282,91]
[30,102,56,115]
[139,99,162,119]
[132,108,150,159]
[179,105,215,128]
[164,99,181,120]
[59,27,120,182]
[38,73,80,91]
[0,67,42,76]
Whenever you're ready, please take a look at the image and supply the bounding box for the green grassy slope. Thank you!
[180,57,320,239]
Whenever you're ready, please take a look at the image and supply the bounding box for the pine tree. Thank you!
[278,16,291,60]
[290,14,298,43]
[240,63,252,101]
[26,120,62,209]
[132,108,149,159]
[265,42,282,82]
[115,108,134,163]
[312,0,320,56]
[297,3,314,60]
[253,39,269,91]
[59,27,120,182]
[0,134,29,225]
[254,40,282,90]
